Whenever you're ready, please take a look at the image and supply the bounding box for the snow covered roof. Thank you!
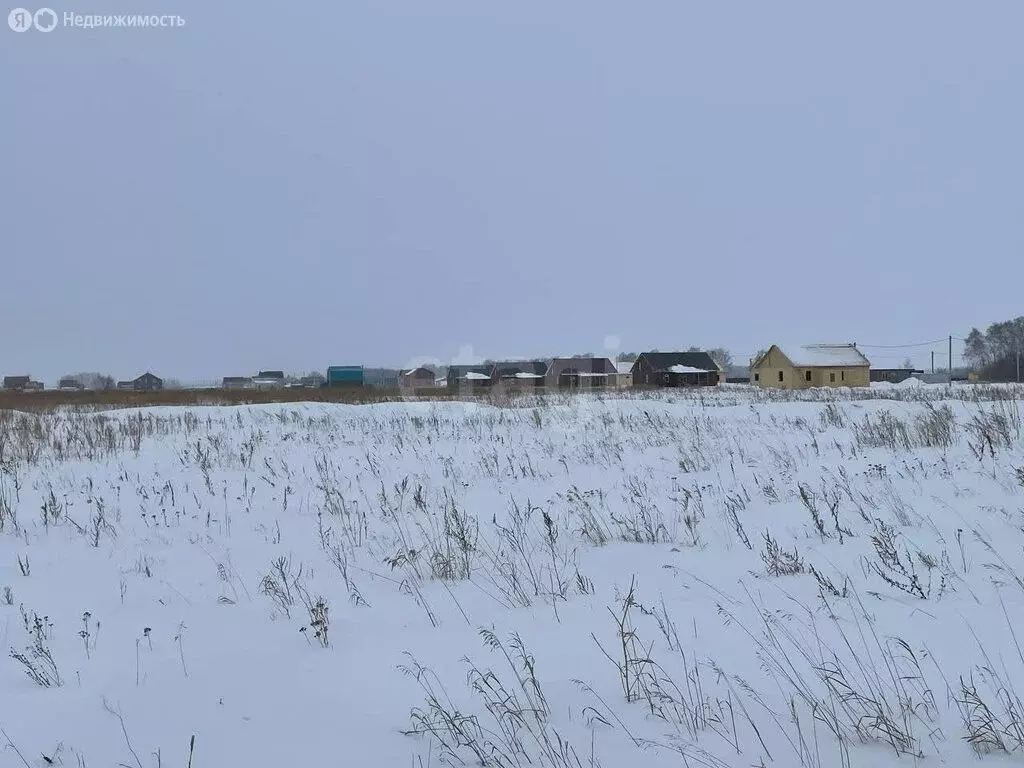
[461,371,491,380]
[774,344,870,368]
[575,372,609,378]
[667,365,710,374]
[615,361,635,374]
[513,372,544,379]
[640,351,720,373]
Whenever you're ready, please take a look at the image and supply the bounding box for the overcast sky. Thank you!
[4,0,1022,383]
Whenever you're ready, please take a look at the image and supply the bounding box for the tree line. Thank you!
[963,316,1024,381]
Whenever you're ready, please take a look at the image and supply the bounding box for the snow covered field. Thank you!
[1,383,1024,768]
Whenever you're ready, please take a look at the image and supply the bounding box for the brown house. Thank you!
[750,344,871,389]
[633,352,721,388]
[400,367,436,391]
[546,357,617,389]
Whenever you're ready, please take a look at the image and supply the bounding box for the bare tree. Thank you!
[687,346,733,369]
[707,348,733,369]
[68,373,115,390]
[963,317,1024,381]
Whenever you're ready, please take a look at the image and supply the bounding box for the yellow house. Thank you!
[750,343,871,389]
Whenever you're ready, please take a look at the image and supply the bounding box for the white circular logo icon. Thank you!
[8,7,33,31]
[34,7,57,31]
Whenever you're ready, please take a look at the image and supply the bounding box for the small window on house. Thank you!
[754,373,760,382]
[830,372,836,383]
[841,371,845,381]
[778,371,784,382]
[805,370,812,382]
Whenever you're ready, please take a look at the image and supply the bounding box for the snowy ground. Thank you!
[1,383,1024,767]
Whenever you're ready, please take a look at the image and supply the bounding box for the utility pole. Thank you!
[949,335,953,380]
[1018,348,1021,383]
[931,350,935,374]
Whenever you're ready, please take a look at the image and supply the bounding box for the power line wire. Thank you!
[856,339,949,349]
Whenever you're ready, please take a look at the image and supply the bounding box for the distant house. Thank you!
[2,375,43,392]
[130,372,163,392]
[116,380,134,391]
[325,365,365,387]
[57,376,84,391]
[446,364,496,393]
[252,370,286,389]
[750,344,871,389]
[400,367,436,391]
[870,368,925,384]
[546,357,617,389]
[492,360,548,391]
[613,361,636,389]
[222,376,253,390]
[363,368,398,388]
[633,351,721,388]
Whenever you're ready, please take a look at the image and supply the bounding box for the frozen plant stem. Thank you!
[0,724,32,768]
[175,624,189,678]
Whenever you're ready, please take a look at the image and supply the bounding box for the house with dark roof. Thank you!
[253,370,286,389]
[546,357,617,389]
[130,372,163,392]
[870,368,925,384]
[222,376,253,390]
[750,344,870,389]
[3,375,31,391]
[633,351,721,387]
[57,376,85,391]
[3,375,45,392]
[492,360,549,391]
[446,364,496,393]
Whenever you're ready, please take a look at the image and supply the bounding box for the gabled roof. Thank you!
[770,344,870,368]
[4,375,30,386]
[637,351,719,372]
[615,361,635,374]
[257,370,285,379]
[547,357,617,377]
[402,367,435,378]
